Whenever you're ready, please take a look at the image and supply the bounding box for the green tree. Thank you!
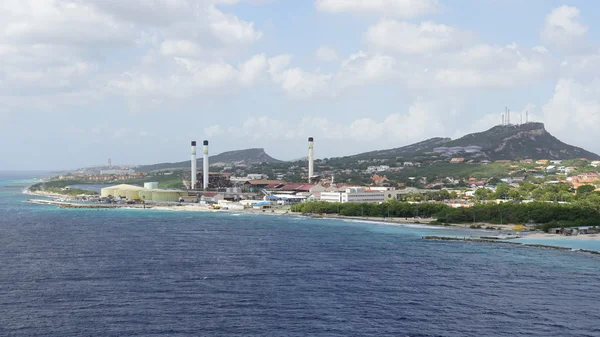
[438,190,451,200]
[474,188,491,201]
[577,185,595,197]
[508,189,523,201]
[493,183,511,199]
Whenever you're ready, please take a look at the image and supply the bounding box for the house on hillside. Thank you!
[450,158,465,164]
[536,159,549,164]
[579,173,599,180]
[371,174,388,185]
[591,161,600,167]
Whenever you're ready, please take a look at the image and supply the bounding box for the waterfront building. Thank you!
[320,188,385,203]
[201,193,225,204]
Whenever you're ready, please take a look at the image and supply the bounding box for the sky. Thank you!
[2,0,600,170]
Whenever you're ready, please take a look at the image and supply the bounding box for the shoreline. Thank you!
[23,190,600,254]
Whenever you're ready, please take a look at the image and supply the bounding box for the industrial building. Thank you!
[320,188,385,203]
[100,183,188,202]
[196,172,233,189]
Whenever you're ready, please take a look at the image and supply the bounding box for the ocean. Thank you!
[1,172,600,337]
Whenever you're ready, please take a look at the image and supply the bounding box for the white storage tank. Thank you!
[144,182,159,189]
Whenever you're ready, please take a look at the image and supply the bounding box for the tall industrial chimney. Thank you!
[203,140,209,190]
[308,137,314,183]
[191,141,197,189]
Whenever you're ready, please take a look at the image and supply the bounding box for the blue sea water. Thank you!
[2,172,600,337]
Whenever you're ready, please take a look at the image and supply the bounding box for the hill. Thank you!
[328,137,451,163]
[135,148,282,172]
[441,122,600,160]
[327,122,599,163]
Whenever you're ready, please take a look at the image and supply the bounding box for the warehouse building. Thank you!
[101,183,189,202]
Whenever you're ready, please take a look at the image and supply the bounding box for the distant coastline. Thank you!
[24,191,600,255]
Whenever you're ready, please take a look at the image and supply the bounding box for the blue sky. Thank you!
[2,0,600,170]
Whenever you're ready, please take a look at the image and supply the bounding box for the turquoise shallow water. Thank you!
[2,172,600,336]
[515,236,600,251]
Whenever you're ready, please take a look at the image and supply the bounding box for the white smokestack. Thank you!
[191,141,197,189]
[203,140,209,190]
[308,137,314,183]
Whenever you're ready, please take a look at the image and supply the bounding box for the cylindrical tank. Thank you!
[144,182,159,190]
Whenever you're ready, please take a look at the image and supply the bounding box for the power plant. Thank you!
[308,137,314,183]
[191,141,197,190]
[203,140,209,190]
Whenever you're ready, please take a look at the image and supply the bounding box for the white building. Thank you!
[247,173,267,180]
[320,192,343,203]
[200,193,224,204]
[320,188,385,203]
[366,165,390,173]
[591,161,600,168]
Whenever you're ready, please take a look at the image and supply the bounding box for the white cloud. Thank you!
[160,40,203,57]
[85,0,262,47]
[338,51,399,86]
[532,46,549,54]
[271,68,333,99]
[541,5,587,51]
[0,0,135,47]
[204,125,225,138]
[109,53,282,100]
[410,43,553,88]
[0,0,265,113]
[315,46,339,62]
[208,99,446,148]
[467,103,540,134]
[543,79,600,142]
[238,54,268,86]
[365,20,470,54]
[315,0,439,18]
[206,5,263,45]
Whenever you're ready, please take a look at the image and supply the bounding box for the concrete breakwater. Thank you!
[26,199,150,209]
[423,236,600,254]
